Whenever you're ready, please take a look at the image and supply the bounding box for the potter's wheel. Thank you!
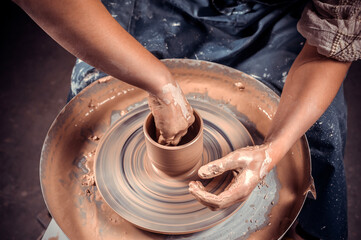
[40,59,314,239]
[95,100,253,234]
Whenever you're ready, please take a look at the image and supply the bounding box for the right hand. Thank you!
[189,144,273,210]
[148,82,195,146]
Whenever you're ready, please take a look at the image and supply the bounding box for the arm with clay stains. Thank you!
[189,42,351,210]
[14,0,194,145]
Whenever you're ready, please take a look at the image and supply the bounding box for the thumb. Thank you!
[198,151,247,179]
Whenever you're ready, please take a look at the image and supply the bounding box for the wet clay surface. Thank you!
[40,59,313,239]
[96,100,252,234]
[143,110,204,177]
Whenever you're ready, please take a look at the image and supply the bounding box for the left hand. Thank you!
[189,144,272,210]
[148,82,195,146]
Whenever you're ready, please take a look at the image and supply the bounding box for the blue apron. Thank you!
[69,1,348,239]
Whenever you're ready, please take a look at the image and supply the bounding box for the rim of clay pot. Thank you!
[143,110,203,150]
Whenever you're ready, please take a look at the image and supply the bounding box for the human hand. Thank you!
[148,82,195,146]
[189,144,273,210]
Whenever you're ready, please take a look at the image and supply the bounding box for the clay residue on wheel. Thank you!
[40,59,312,240]
[95,100,252,234]
[40,79,159,239]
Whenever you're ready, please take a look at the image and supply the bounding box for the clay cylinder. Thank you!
[144,110,203,176]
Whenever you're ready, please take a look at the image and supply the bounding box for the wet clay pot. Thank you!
[144,110,203,176]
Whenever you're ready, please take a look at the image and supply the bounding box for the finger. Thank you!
[157,133,175,146]
[157,134,167,145]
[170,129,187,146]
[158,131,184,146]
[189,180,246,211]
[189,180,206,191]
[189,181,236,211]
[198,152,246,179]
[189,181,225,210]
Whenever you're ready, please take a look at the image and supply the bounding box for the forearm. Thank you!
[14,0,173,95]
[189,43,351,209]
[265,42,351,169]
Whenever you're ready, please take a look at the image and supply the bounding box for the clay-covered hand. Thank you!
[189,144,272,210]
[148,82,195,146]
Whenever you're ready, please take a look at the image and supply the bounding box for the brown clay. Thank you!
[94,100,250,234]
[144,110,203,176]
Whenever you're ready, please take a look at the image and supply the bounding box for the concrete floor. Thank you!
[1,2,360,239]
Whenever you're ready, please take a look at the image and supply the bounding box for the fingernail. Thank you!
[199,164,220,178]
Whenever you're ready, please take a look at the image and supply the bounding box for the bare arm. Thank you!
[14,0,171,94]
[189,42,351,210]
[14,0,194,145]
[264,42,351,170]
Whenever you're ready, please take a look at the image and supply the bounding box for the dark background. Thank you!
[1,1,360,239]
